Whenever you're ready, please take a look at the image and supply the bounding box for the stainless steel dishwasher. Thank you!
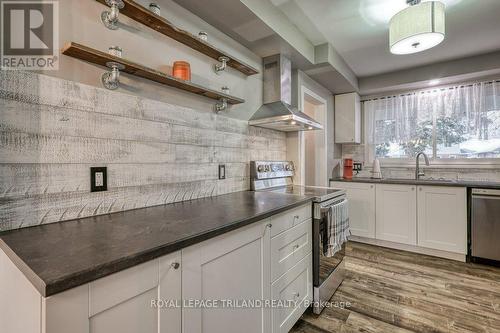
[471,188,500,263]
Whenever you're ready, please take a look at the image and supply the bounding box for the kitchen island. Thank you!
[0,190,312,296]
[0,191,314,333]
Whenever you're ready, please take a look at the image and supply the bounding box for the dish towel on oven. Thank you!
[324,199,350,257]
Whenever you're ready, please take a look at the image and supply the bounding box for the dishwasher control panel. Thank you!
[472,188,500,196]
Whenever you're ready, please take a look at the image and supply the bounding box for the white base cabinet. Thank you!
[330,181,467,257]
[417,186,467,254]
[181,219,271,333]
[1,204,313,333]
[376,184,417,246]
[182,203,313,333]
[271,253,312,333]
[330,181,375,238]
[43,251,181,333]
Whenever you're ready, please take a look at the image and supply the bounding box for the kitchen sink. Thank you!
[385,178,458,183]
[418,178,458,183]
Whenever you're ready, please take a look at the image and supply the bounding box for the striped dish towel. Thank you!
[324,199,350,257]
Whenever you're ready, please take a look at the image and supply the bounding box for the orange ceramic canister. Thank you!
[343,158,353,180]
[172,61,191,81]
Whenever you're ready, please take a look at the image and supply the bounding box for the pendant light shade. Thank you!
[390,1,445,55]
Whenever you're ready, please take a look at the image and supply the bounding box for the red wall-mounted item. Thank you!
[172,61,191,81]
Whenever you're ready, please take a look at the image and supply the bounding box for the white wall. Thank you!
[42,0,263,120]
[0,71,287,231]
[0,1,293,231]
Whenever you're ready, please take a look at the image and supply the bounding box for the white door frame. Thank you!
[294,85,328,186]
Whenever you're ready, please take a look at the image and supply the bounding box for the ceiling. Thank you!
[271,0,500,77]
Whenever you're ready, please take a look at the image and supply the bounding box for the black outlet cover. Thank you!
[90,167,107,192]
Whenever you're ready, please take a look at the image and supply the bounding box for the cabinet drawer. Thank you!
[271,219,312,282]
[89,259,159,316]
[270,203,312,237]
[271,253,312,333]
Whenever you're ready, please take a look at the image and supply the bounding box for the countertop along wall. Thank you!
[0,1,288,231]
[341,143,500,182]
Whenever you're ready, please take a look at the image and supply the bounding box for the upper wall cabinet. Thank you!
[335,92,361,144]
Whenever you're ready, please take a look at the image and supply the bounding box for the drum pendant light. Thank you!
[390,0,445,55]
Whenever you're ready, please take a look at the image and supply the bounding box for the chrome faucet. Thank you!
[415,152,430,180]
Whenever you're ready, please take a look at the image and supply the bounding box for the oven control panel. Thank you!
[250,161,295,180]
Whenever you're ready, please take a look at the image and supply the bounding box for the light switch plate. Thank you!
[91,167,107,192]
[219,164,226,180]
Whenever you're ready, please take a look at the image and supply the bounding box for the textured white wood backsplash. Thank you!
[0,71,286,231]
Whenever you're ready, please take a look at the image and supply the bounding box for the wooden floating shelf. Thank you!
[95,0,259,76]
[62,42,245,105]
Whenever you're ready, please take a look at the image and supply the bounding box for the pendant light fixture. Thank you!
[390,0,445,55]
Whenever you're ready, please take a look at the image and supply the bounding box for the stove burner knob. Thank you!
[264,165,271,172]
[257,165,264,172]
[285,164,291,171]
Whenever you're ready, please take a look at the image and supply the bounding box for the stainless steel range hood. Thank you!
[249,55,323,132]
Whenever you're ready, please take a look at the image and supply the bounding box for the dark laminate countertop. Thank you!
[329,177,500,189]
[0,191,312,297]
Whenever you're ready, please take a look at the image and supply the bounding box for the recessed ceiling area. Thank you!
[271,0,500,77]
[173,0,500,95]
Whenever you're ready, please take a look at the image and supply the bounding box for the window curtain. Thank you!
[365,80,500,146]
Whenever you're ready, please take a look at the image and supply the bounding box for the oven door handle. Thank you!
[320,198,347,213]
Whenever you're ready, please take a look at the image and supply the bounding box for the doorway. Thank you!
[287,86,328,186]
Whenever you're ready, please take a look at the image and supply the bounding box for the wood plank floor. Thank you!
[292,242,500,333]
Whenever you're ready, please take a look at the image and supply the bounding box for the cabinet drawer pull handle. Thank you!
[267,223,272,228]
[293,292,300,298]
[171,262,180,269]
[294,215,300,219]
[293,244,300,250]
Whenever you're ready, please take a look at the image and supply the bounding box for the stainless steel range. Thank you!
[250,161,348,314]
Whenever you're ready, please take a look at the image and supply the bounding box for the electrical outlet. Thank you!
[219,164,226,180]
[91,167,107,192]
[95,172,104,187]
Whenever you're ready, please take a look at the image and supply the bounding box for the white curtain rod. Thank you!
[362,79,500,103]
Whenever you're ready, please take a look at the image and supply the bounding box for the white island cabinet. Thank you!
[182,203,313,333]
[0,203,313,333]
[181,218,272,333]
[0,250,182,333]
[46,251,182,333]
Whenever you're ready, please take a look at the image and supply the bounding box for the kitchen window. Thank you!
[365,80,500,160]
